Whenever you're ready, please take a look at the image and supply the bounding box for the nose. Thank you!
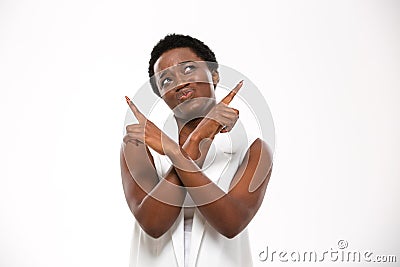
[174,68,191,89]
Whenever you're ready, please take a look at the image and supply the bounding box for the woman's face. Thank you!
[153,47,218,120]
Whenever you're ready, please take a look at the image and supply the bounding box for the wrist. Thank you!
[192,119,220,140]
[162,137,179,156]
[189,130,205,144]
[164,141,182,158]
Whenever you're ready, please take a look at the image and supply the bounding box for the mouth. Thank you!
[176,88,194,102]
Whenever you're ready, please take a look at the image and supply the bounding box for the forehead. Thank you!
[153,47,204,74]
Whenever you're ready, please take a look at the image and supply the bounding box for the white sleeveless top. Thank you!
[183,200,195,267]
[128,117,258,267]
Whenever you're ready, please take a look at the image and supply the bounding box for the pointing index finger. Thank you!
[125,96,145,122]
[220,80,243,105]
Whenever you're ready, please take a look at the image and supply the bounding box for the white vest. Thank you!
[128,117,257,267]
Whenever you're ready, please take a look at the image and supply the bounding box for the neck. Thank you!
[174,116,204,146]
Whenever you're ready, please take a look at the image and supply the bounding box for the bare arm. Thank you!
[167,136,273,238]
[120,124,215,238]
[121,82,273,238]
[162,82,274,238]
[120,142,184,238]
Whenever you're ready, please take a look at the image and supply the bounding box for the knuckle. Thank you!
[217,102,226,108]
[126,124,139,132]
[123,135,132,144]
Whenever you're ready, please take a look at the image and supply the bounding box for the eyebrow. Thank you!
[177,60,193,65]
[158,61,195,81]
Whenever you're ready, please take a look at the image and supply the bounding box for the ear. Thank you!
[212,70,220,88]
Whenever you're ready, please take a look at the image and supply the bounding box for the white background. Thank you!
[0,0,399,266]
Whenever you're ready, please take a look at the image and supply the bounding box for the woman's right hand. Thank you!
[191,80,243,140]
[124,96,178,156]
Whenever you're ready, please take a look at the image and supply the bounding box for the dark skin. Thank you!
[120,47,273,238]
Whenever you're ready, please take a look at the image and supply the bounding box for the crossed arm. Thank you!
[166,135,273,238]
[120,128,216,238]
[120,87,273,239]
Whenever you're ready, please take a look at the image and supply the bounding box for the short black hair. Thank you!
[148,34,218,97]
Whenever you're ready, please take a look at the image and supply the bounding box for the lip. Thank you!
[176,88,194,101]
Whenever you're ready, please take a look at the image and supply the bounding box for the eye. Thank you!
[160,77,173,89]
[183,65,196,74]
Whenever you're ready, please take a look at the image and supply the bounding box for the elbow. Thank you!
[223,232,238,239]
[142,227,168,239]
[220,206,252,239]
[221,227,245,239]
[136,219,169,239]
[219,207,254,239]
[131,201,181,239]
[219,221,249,239]
[135,215,171,239]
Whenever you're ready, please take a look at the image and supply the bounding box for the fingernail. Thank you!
[125,96,131,104]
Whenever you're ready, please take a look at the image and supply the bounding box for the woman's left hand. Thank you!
[124,96,176,155]
[191,80,243,140]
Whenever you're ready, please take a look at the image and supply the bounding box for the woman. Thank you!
[120,34,273,267]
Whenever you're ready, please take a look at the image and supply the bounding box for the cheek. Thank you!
[195,82,215,98]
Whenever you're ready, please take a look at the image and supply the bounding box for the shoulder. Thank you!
[242,138,273,170]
